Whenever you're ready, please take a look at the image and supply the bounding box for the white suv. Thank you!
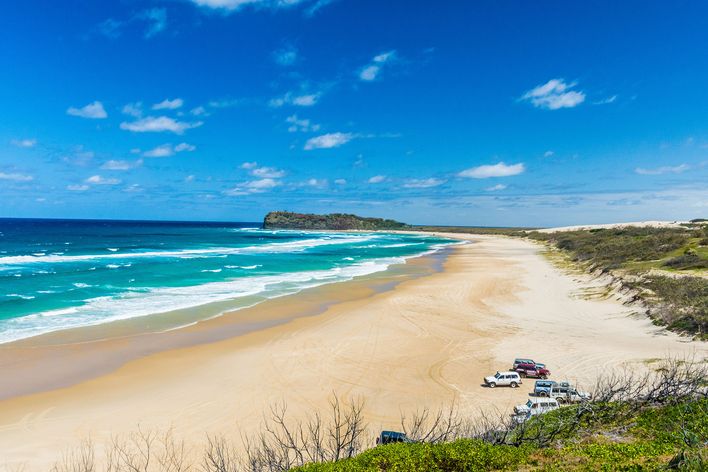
[484,371,522,388]
[550,385,591,403]
[513,397,560,421]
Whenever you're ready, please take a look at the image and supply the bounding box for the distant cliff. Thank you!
[263,211,409,231]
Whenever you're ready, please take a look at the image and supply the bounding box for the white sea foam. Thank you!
[201,269,222,273]
[0,249,437,344]
[7,294,35,300]
[0,235,377,266]
[380,242,423,248]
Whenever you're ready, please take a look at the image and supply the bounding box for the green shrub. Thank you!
[298,440,533,471]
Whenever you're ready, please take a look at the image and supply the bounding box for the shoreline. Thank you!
[0,242,451,400]
[0,233,705,470]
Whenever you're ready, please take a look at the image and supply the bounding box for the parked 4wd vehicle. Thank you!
[513,397,560,422]
[484,371,522,388]
[550,385,591,403]
[512,358,546,370]
[533,380,557,396]
[515,363,551,379]
[376,431,414,446]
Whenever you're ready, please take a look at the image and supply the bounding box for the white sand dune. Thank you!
[538,220,690,233]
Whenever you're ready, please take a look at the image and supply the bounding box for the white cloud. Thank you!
[286,114,320,132]
[240,162,286,178]
[191,0,263,11]
[143,144,174,158]
[303,178,327,187]
[98,18,122,39]
[120,116,203,134]
[208,98,241,108]
[304,132,354,150]
[273,45,297,66]
[543,150,554,158]
[269,92,321,108]
[520,79,585,110]
[403,178,445,188]
[0,172,33,182]
[635,164,689,175]
[122,102,143,117]
[11,138,36,148]
[124,184,142,193]
[101,159,143,170]
[249,177,279,190]
[185,175,195,183]
[175,142,196,152]
[486,184,507,191]
[252,166,286,178]
[67,101,108,119]
[191,106,208,116]
[139,8,167,38]
[334,178,347,185]
[458,162,525,179]
[368,175,386,184]
[594,95,618,105]
[359,65,380,82]
[152,98,184,110]
[143,142,196,157]
[225,177,281,195]
[359,50,397,82]
[67,184,89,191]
[85,175,121,185]
[191,0,328,13]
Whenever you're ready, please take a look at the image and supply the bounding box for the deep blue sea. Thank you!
[0,219,455,344]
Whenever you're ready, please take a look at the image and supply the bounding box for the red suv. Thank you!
[515,363,550,379]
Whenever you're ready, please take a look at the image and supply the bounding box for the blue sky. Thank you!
[1,0,707,226]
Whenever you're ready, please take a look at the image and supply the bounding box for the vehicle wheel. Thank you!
[540,375,547,379]
[555,397,564,404]
[539,392,548,397]
[510,382,518,388]
[488,382,496,388]
[520,372,527,378]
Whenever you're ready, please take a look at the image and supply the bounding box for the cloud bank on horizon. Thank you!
[1,1,707,226]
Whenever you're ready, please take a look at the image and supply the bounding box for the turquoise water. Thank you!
[0,219,456,344]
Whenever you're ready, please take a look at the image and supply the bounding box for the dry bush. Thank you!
[237,395,367,472]
[399,402,465,443]
[44,359,708,471]
[50,428,190,472]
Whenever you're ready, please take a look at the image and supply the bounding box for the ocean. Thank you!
[0,219,456,344]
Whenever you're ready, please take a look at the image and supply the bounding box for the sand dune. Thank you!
[538,220,689,232]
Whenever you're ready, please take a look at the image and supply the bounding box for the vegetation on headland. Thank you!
[263,211,409,231]
[47,359,707,471]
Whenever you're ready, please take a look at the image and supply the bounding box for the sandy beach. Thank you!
[0,233,705,470]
